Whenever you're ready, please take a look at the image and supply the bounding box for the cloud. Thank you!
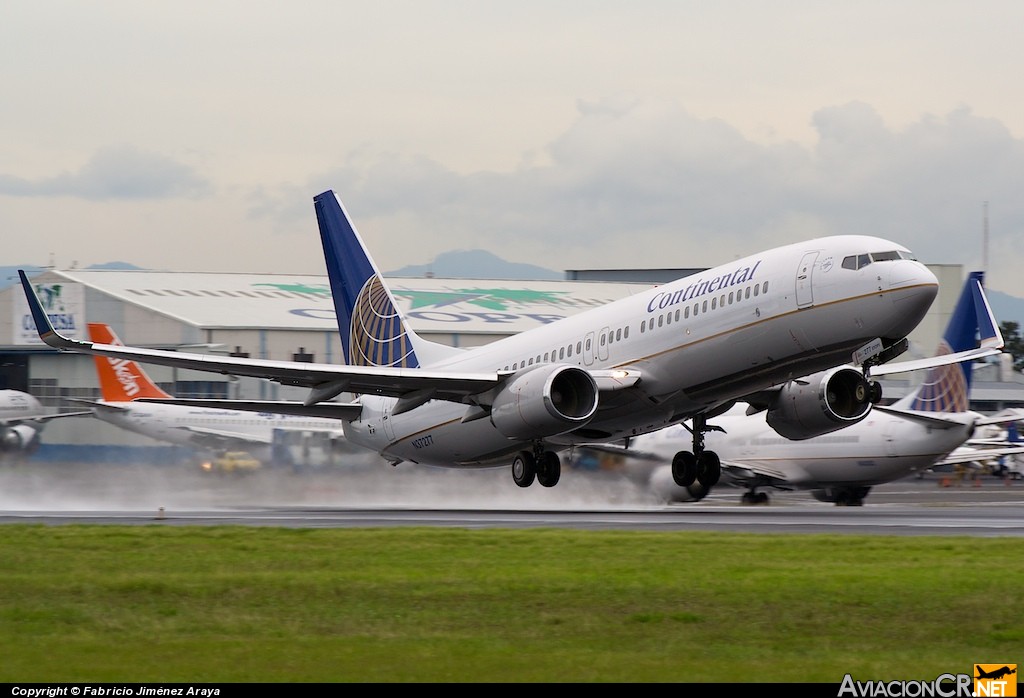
[256,96,1023,281]
[7,94,1023,296]
[0,146,211,200]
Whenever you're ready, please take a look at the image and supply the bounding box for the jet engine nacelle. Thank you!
[0,424,38,453]
[765,366,876,440]
[490,364,599,440]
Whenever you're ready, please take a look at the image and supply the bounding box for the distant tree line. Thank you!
[1000,321,1024,372]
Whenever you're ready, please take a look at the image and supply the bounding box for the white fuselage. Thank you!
[0,390,46,420]
[93,401,348,459]
[634,405,979,492]
[342,235,938,468]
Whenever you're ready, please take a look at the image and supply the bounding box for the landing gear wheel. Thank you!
[672,451,697,487]
[741,491,770,505]
[537,451,561,488]
[869,381,883,404]
[512,451,536,488]
[697,451,721,488]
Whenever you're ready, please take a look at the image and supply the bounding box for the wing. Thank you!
[708,460,793,490]
[0,411,93,426]
[19,271,641,415]
[870,406,974,430]
[21,270,498,405]
[174,425,278,449]
[935,445,1024,467]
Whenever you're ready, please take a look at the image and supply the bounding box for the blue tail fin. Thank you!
[314,190,423,368]
[897,271,987,412]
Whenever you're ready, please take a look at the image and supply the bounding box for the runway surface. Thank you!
[2,458,1023,535]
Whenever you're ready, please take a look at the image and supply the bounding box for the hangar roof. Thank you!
[43,269,659,335]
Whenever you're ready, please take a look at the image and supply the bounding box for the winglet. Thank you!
[971,275,1003,351]
[18,270,94,352]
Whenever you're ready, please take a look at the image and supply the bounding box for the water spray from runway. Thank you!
[0,453,665,513]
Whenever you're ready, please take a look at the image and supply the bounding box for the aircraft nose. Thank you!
[886,260,938,336]
[888,258,938,290]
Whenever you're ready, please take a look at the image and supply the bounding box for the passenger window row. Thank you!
[502,324,632,371]
[640,280,769,333]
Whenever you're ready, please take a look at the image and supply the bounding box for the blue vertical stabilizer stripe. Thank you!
[943,271,984,354]
[314,191,376,364]
[313,190,420,368]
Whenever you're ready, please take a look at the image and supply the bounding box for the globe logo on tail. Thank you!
[349,276,419,368]
[909,343,969,413]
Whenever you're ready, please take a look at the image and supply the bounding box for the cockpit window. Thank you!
[870,250,904,262]
[842,254,870,270]
[841,249,916,270]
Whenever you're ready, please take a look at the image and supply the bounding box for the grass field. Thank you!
[1,524,1021,683]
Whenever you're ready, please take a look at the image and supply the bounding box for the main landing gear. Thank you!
[670,413,722,496]
[741,489,770,505]
[512,446,562,488]
[812,486,871,506]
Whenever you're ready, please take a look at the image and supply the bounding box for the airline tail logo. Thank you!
[349,276,418,368]
[975,664,1017,696]
[908,342,969,413]
[105,357,146,399]
[88,323,172,400]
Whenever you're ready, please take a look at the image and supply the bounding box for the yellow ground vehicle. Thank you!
[202,451,261,474]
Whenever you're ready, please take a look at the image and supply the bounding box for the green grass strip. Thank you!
[1,525,1021,682]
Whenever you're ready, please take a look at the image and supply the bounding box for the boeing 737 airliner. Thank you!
[20,189,997,497]
[584,271,1016,505]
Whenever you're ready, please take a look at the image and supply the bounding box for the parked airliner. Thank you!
[20,190,997,497]
[573,270,1014,504]
[72,323,357,467]
[1,389,90,461]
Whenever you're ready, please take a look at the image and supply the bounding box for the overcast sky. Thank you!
[4,1,1024,296]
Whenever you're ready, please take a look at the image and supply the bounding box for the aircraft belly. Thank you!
[673,299,901,402]
[800,456,935,487]
[349,402,520,467]
[567,397,683,441]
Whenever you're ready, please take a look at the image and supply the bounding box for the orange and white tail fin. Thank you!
[87,323,173,401]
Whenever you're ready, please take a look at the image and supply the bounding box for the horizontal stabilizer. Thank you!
[872,406,974,430]
[936,444,1024,467]
[973,407,1024,427]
